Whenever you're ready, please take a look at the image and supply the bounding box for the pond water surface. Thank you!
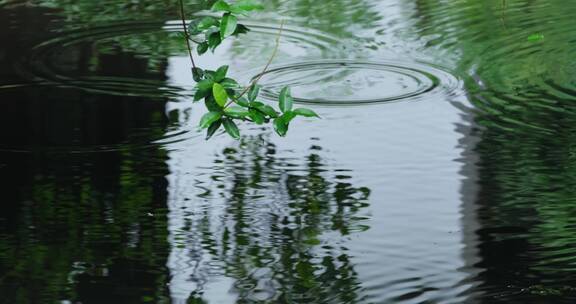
[1,0,576,303]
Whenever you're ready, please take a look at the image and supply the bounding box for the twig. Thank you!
[225,20,285,108]
[179,0,196,69]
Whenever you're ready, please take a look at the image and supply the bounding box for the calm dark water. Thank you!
[1,0,576,303]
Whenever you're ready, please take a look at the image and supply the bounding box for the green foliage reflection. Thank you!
[171,136,371,302]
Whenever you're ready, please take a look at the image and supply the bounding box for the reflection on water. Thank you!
[0,147,171,303]
[2,0,576,303]
[167,136,370,302]
[409,0,576,302]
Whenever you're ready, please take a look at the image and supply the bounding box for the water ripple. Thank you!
[13,19,342,98]
[256,59,461,105]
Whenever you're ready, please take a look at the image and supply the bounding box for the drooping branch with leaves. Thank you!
[179,0,319,140]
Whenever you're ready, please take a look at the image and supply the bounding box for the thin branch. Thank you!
[179,0,196,69]
[245,20,285,93]
[225,20,285,108]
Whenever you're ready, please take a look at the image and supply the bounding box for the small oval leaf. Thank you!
[248,84,260,102]
[220,78,239,89]
[225,106,250,118]
[187,20,202,35]
[206,119,222,140]
[235,97,250,107]
[199,112,222,129]
[248,109,265,124]
[223,119,241,139]
[233,24,250,36]
[273,117,288,137]
[220,14,238,39]
[194,89,209,101]
[194,79,214,101]
[214,65,229,82]
[192,67,204,82]
[196,79,214,91]
[204,96,221,112]
[207,31,222,51]
[213,83,228,107]
[231,0,265,12]
[279,86,293,113]
[294,108,319,118]
[282,111,297,124]
[197,16,219,30]
[197,42,209,55]
[211,0,231,12]
[253,103,279,118]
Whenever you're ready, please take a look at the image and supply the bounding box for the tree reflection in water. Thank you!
[167,135,371,303]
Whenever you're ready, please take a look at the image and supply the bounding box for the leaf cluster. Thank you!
[184,0,319,140]
[186,0,257,54]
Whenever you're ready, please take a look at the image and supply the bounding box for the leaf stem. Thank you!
[225,20,285,108]
[179,0,197,70]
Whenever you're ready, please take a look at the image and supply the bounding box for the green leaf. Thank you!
[205,96,221,112]
[192,67,204,82]
[197,42,209,55]
[187,20,202,35]
[194,79,214,100]
[211,0,231,12]
[224,106,250,118]
[527,33,544,42]
[233,24,250,36]
[282,111,297,124]
[204,27,218,39]
[236,97,250,107]
[248,84,260,102]
[294,108,319,118]
[231,0,265,12]
[253,103,278,118]
[204,70,215,80]
[212,83,228,107]
[220,78,239,89]
[214,65,229,83]
[220,13,238,39]
[273,116,288,137]
[199,111,222,129]
[226,88,237,98]
[207,31,222,51]
[196,79,214,91]
[223,119,240,139]
[194,89,209,101]
[206,119,222,140]
[279,86,293,113]
[197,16,219,30]
[248,109,265,124]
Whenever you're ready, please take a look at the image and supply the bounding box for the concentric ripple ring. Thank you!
[14,19,341,97]
[255,60,460,105]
